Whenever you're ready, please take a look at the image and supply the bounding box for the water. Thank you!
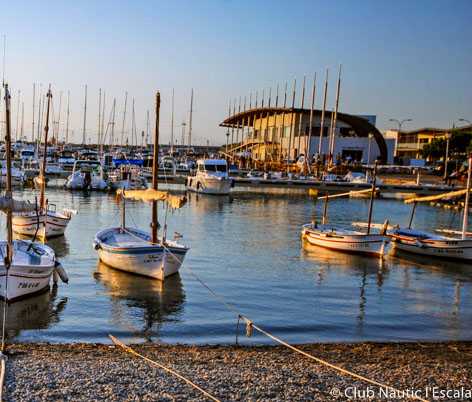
[2,187,472,344]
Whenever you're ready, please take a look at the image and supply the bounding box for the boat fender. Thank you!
[54,261,69,284]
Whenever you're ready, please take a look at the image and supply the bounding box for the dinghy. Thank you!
[94,92,189,280]
[0,84,67,301]
[12,88,74,240]
[302,163,389,257]
[390,154,472,261]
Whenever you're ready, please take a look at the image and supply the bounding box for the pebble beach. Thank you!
[4,341,472,401]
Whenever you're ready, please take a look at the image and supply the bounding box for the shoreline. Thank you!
[4,341,472,401]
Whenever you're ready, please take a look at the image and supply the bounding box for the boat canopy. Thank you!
[116,188,187,209]
[404,188,470,204]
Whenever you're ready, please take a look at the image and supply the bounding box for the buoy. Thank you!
[308,188,318,198]
[54,261,69,284]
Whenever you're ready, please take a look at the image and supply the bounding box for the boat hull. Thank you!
[94,228,189,280]
[12,211,71,239]
[186,176,232,195]
[302,225,388,256]
[391,233,472,261]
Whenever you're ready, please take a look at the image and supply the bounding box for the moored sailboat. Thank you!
[93,91,189,280]
[0,84,67,301]
[12,87,74,240]
[390,154,472,261]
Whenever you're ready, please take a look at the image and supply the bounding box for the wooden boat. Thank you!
[390,154,472,261]
[94,92,189,280]
[301,163,389,257]
[12,88,74,239]
[0,84,67,301]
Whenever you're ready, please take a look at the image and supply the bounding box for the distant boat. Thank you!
[0,84,67,301]
[12,88,75,240]
[186,159,233,195]
[302,163,389,257]
[390,155,472,261]
[65,160,108,190]
[94,92,189,280]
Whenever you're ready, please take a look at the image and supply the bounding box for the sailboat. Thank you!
[12,87,74,239]
[390,154,472,261]
[0,84,67,301]
[301,164,389,257]
[93,91,189,280]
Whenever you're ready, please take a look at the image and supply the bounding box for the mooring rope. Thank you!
[161,243,429,402]
[108,335,221,402]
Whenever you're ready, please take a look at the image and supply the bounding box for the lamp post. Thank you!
[366,132,374,166]
[444,131,452,182]
[389,118,412,159]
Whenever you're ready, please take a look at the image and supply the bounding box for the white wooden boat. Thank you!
[302,224,387,256]
[94,92,189,280]
[13,89,75,239]
[186,159,233,195]
[390,153,472,261]
[94,227,188,280]
[0,84,68,301]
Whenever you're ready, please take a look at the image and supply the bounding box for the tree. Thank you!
[421,131,472,160]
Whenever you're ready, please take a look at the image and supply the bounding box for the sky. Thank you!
[0,0,471,145]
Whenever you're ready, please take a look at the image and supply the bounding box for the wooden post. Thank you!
[306,74,316,173]
[151,92,161,244]
[366,162,377,235]
[462,153,472,239]
[318,69,328,156]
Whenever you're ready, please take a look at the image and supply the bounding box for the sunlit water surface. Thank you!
[1,186,471,345]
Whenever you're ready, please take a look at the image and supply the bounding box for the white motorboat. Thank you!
[13,89,75,240]
[108,165,147,191]
[94,92,189,280]
[301,163,389,257]
[186,159,233,195]
[65,160,108,190]
[390,154,472,261]
[0,84,67,301]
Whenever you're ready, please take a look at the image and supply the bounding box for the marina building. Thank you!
[220,108,394,164]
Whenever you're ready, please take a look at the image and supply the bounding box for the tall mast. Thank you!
[286,78,296,172]
[31,83,35,142]
[65,90,70,144]
[56,91,62,144]
[39,87,52,211]
[15,89,20,141]
[131,97,136,148]
[151,91,161,243]
[188,88,193,147]
[462,153,472,239]
[3,84,13,262]
[329,65,342,165]
[297,76,306,156]
[121,91,128,146]
[111,98,116,147]
[170,89,174,153]
[82,84,87,145]
[318,69,328,156]
[146,110,150,147]
[306,73,316,172]
[97,88,102,148]
[101,91,106,150]
[20,101,24,141]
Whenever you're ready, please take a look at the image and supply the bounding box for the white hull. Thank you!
[0,241,56,301]
[12,211,71,239]
[302,224,388,256]
[65,172,108,190]
[391,229,472,261]
[94,227,188,280]
[186,176,232,195]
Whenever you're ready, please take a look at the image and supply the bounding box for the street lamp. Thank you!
[389,118,412,158]
[444,131,452,182]
[367,133,374,165]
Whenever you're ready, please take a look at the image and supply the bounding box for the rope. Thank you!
[160,243,429,402]
[109,335,221,402]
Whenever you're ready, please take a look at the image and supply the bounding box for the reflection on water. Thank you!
[1,287,68,339]
[93,263,185,342]
[14,232,70,258]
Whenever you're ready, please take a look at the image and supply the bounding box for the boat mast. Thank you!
[82,84,87,145]
[3,84,13,264]
[462,153,472,239]
[121,92,128,147]
[151,91,160,243]
[318,69,328,157]
[65,90,70,144]
[188,88,193,147]
[366,162,377,235]
[39,87,52,211]
[170,89,174,154]
[31,83,35,143]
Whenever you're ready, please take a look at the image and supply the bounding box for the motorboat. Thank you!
[186,159,233,195]
[108,165,147,190]
[65,160,108,190]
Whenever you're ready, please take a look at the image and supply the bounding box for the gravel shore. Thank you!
[4,342,472,401]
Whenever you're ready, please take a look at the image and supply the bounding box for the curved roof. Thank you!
[220,107,387,162]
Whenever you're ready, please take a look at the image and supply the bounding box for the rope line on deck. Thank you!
[109,335,221,402]
[161,243,429,402]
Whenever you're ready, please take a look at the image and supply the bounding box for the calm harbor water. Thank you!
[2,187,472,345]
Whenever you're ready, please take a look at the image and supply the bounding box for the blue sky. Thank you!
[1,0,471,144]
